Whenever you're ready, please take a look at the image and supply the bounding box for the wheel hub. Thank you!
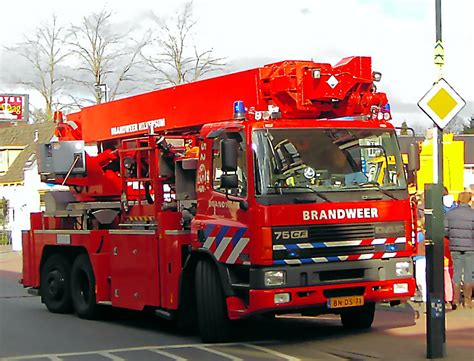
[47,270,64,299]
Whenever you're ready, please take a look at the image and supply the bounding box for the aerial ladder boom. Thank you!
[40,56,389,202]
[55,56,387,143]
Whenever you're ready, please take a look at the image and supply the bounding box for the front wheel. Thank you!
[71,254,98,319]
[340,302,375,329]
[40,254,73,313]
[195,260,231,342]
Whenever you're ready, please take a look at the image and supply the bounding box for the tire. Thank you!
[172,308,196,335]
[340,302,375,330]
[40,254,73,313]
[195,260,231,342]
[71,254,98,319]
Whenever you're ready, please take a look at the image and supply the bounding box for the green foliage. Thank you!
[0,198,7,222]
[400,121,409,135]
[462,116,474,134]
[0,198,9,245]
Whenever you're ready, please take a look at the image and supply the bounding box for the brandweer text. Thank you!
[303,208,378,221]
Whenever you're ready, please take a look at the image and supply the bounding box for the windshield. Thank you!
[252,128,406,195]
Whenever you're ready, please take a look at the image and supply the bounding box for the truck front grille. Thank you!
[307,223,375,242]
[272,223,377,261]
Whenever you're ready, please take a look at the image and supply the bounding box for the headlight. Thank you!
[396,261,411,277]
[264,270,286,287]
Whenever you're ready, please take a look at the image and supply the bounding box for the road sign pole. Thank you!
[425,140,446,359]
[418,2,466,350]
[425,0,446,359]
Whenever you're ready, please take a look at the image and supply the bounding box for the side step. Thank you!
[26,288,40,296]
[155,309,174,320]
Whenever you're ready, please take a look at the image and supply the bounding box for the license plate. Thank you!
[327,295,364,309]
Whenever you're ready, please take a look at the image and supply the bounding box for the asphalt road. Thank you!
[1,270,473,361]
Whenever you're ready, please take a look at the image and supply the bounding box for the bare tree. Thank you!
[462,115,474,134]
[68,9,148,104]
[445,115,467,134]
[411,120,430,136]
[5,16,70,121]
[143,1,226,87]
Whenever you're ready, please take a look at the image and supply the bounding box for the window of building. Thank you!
[0,150,6,173]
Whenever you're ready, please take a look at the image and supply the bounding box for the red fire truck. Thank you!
[22,56,420,342]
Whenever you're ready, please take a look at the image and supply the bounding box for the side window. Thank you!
[212,134,247,196]
[212,139,223,189]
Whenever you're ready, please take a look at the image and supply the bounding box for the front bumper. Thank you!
[227,277,415,319]
[251,257,414,288]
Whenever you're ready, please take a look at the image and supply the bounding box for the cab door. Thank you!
[194,131,252,266]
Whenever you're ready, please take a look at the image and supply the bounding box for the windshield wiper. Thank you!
[346,181,399,200]
[268,185,332,202]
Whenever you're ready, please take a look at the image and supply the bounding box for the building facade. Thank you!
[0,122,55,250]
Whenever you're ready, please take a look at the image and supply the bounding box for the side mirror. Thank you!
[221,174,238,189]
[221,139,238,172]
[408,143,420,172]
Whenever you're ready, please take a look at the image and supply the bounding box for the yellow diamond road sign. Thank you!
[418,78,466,129]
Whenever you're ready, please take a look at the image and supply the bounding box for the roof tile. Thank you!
[0,122,55,184]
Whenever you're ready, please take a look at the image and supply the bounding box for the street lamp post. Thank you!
[95,83,108,103]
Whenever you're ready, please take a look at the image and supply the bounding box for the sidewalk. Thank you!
[0,245,22,274]
[0,244,13,253]
[379,302,474,351]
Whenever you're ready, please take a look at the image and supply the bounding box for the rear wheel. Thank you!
[71,254,98,319]
[40,254,73,313]
[195,260,231,342]
[340,302,375,329]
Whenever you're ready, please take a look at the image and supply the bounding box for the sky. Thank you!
[0,0,473,130]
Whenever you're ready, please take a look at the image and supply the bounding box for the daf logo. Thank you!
[375,224,404,235]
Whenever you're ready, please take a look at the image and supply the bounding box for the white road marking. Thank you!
[193,345,243,360]
[3,342,267,360]
[99,352,126,361]
[150,349,188,361]
[244,344,301,361]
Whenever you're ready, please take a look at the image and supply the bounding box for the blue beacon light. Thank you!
[233,100,246,120]
[382,103,392,120]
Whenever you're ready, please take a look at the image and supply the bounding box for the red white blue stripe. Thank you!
[202,224,249,265]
